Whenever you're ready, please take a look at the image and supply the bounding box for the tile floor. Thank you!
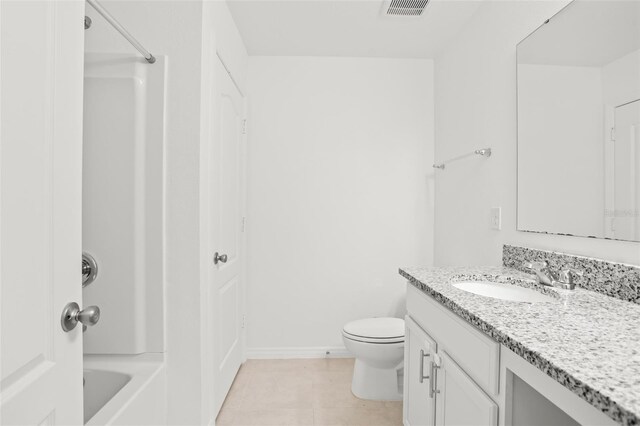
[216,358,403,426]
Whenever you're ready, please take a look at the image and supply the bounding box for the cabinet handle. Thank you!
[419,349,430,383]
[429,361,441,398]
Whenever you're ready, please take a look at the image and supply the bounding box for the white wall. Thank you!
[434,1,640,266]
[246,57,434,356]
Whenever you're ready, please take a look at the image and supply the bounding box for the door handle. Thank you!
[61,302,100,332]
[419,349,430,383]
[429,360,440,398]
[213,252,228,264]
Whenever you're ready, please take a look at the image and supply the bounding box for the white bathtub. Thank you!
[84,370,131,423]
[84,354,165,425]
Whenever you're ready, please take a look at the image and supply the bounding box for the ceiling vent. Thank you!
[383,0,430,17]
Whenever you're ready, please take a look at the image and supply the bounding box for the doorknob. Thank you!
[213,252,228,265]
[61,302,100,332]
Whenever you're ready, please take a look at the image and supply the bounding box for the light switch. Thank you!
[490,207,501,230]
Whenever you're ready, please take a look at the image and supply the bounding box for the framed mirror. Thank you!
[517,0,640,242]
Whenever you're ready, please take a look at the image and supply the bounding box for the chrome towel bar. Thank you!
[433,147,492,170]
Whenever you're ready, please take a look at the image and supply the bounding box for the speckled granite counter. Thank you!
[399,266,640,426]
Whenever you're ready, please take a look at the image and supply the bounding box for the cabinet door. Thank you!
[435,351,498,426]
[404,316,437,426]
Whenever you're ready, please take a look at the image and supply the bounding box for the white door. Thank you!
[435,351,497,426]
[208,56,246,416]
[612,100,640,241]
[0,0,85,424]
[404,316,437,426]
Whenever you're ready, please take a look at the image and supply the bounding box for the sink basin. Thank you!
[451,281,553,303]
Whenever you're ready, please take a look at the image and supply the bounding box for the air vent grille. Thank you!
[385,0,429,16]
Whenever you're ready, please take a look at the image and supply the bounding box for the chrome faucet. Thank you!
[523,261,583,290]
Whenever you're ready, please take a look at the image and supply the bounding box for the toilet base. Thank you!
[351,359,403,401]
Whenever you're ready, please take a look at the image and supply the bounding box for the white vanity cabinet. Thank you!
[403,317,437,426]
[435,350,498,426]
[403,283,619,426]
[404,314,498,426]
[404,285,499,426]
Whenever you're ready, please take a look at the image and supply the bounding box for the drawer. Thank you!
[407,284,500,397]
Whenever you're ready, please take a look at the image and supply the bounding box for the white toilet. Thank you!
[342,317,405,401]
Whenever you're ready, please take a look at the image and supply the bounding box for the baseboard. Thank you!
[245,346,351,359]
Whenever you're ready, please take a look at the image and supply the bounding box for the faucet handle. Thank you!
[559,268,583,284]
[523,260,549,271]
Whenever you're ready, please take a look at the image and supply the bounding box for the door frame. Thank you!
[604,99,640,240]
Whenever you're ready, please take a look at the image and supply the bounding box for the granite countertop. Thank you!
[400,266,640,426]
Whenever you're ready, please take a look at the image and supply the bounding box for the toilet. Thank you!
[342,317,405,401]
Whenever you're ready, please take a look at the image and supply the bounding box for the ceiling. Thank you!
[227,0,483,58]
[518,1,640,67]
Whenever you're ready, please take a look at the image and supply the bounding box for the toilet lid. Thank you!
[343,318,404,343]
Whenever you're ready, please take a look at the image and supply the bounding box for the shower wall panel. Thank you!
[83,53,165,354]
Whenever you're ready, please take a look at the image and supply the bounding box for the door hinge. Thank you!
[241,216,246,233]
[242,119,247,135]
[242,314,246,329]
[611,127,616,142]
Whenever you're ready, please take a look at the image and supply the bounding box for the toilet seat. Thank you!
[342,317,404,344]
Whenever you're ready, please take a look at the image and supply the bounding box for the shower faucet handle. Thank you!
[61,302,101,332]
[82,252,98,287]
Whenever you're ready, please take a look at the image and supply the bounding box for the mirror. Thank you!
[517,0,640,242]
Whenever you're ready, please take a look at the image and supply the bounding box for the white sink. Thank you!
[451,281,553,303]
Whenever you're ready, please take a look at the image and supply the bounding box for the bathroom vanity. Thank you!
[401,2,640,423]
[401,249,640,426]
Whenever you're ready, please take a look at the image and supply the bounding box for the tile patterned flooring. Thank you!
[216,358,403,426]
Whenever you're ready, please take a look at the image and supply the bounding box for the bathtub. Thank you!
[84,370,131,423]
[83,354,165,425]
